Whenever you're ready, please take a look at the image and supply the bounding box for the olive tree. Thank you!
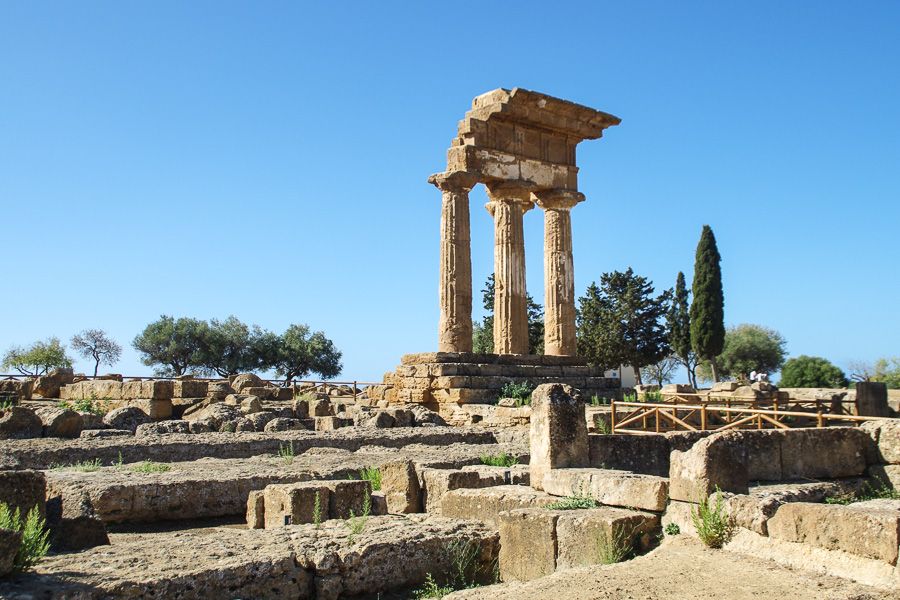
[2,338,73,376]
[71,329,122,377]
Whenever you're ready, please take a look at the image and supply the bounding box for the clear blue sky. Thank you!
[2,1,898,382]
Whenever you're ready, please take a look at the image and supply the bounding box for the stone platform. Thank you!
[367,353,619,424]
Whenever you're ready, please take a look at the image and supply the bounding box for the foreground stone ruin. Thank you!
[1,381,898,598]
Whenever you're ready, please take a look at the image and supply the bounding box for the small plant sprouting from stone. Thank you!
[664,522,681,536]
[596,524,634,565]
[0,397,16,411]
[590,395,610,406]
[546,486,599,510]
[0,502,51,573]
[499,380,534,406]
[412,539,484,598]
[115,451,124,468]
[412,573,454,599]
[129,461,171,474]
[58,393,110,415]
[691,487,734,549]
[294,391,317,402]
[278,442,295,466]
[824,478,900,504]
[222,421,237,433]
[344,493,372,541]
[50,458,104,472]
[357,467,382,491]
[479,452,517,468]
[313,491,322,529]
[594,418,612,435]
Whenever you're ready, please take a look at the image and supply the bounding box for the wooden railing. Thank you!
[611,401,887,434]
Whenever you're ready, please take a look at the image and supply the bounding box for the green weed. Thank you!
[597,524,634,564]
[412,573,454,599]
[691,487,734,549]
[278,442,295,466]
[479,452,517,468]
[664,522,681,536]
[0,503,50,573]
[313,491,323,529]
[129,461,171,474]
[546,489,600,510]
[50,458,103,472]
[824,478,900,505]
[358,466,382,491]
[499,380,534,405]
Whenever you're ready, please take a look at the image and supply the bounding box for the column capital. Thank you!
[428,171,479,193]
[534,189,585,211]
[485,181,535,217]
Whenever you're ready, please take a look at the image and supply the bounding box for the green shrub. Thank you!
[129,461,171,474]
[590,395,610,406]
[499,380,534,404]
[0,503,50,573]
[479,452,517,467]
[643,390,663,402]
[357,466,382,491]
[664,522,681,536]
[691,488,734,548]
[411,539,486,598]
[596,524,633,564]
[0,397,17,410]
[622,392,638,403]
[344,493,372,541]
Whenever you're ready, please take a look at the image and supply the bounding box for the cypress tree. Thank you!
[667,271,695,387]
[690,225,725,381]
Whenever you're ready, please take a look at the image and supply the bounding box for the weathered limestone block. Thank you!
[315,416,353,431]
[240,396,262,414]
[82,379,123,400]
[462,464,530,486]
[710,381,740,392]
[767,500,900,564]
[541,468,669,512]
[102,407,151,433]
[0,470,46,518]
[310,398,333,417]
[661,499,698,538]
[588,433,673,476]
[777,428,868,479]
[529,383,588,490]
[422,469,505,514]
[357,410,395,429]
[59,381,83,401]
[555,507,660,569]
[263,482,331,528]
[669,431,748,502]
[264,417,305,432]
[498,508,559,582]
[0,406,43,440]
[386,408,414,427]
[721,480,868,535]
[130,398,173,420]
[321,480,371,519]
[861,419,900,464]
[868,464,900,489]
[173,378,208,398]
[33,367,74,398]
[661,383,695,394]
[0,379,32,402]
[242,386,276,400]
[50,514,110,551]
[0,527,21,577]
[441,485,558,525]
[231,373,264,393]
[34,406,83,438]
[135,420,191,436]
[381,460,421,513]
[246,490,265,529]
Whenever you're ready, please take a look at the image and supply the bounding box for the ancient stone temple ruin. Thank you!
[369,88,623,421]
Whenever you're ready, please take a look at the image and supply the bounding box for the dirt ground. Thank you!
[448,536,900,600]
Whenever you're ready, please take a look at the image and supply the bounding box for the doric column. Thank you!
[429,171,478,353]
[535,190,584,356]
[485,184,534,355]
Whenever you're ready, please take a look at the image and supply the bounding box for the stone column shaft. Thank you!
[432,172,477,353]
[486,186,533,355]
[536,191,584,356]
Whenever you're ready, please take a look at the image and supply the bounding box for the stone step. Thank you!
[0,516,499,600]
[442,485,558,525]
[541,468,670,512]
[498,506,660,582]
[767,500,900,565]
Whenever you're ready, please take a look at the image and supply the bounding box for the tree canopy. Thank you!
[699,323,786,382]
[71,329,122,377]
[778,355,848,388]
[133,316,208,376]
[576,268,672,385]
[2,337,73,376]
[667,271,697,387]
[132,315,342,381]
[690,225,725,381]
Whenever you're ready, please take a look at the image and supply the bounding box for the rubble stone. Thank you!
[0,407,43,439]
[529,383,588,490]
[34,407,83,438]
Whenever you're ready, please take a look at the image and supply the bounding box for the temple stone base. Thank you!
[367,353,620,425]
